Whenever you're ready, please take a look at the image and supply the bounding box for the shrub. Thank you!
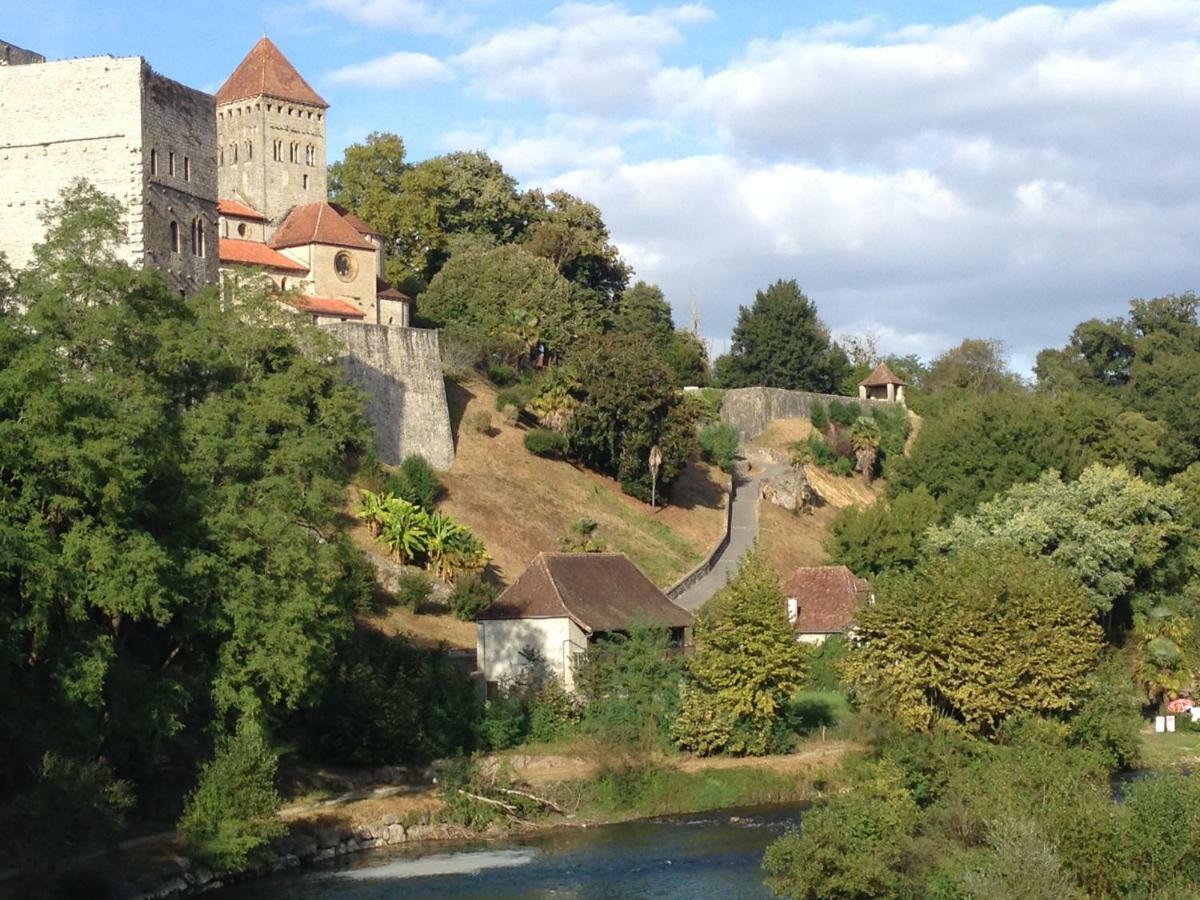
[560,517,605,553]
[827,398,861,426]
[524,428,568,458]
[386,454,444,511]
[467,410,492,435]
[500,403,520,426]
[485,363,518,387]
[528,681,580,743]
[178,717,286,872]
[477,694,528,751]
[698,422,739,472]
[395,571,433,611]
[494,383,535,413]
[832,456,854,477]
[809,400,828,431]
[448,575,498,621]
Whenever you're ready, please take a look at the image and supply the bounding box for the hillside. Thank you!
[437,380,728,589]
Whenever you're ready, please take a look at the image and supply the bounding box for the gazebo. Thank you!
[858,362,906,404]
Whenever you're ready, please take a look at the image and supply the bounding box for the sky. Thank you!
[5,0,1200,372]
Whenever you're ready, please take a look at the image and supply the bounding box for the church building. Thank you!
[215,38,411,327]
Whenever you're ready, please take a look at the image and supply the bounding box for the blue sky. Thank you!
[6,0,1200,371]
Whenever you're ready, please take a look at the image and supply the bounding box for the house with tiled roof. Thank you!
[783,566,873,644]
[476,553,693,692]
[213,38,411,327]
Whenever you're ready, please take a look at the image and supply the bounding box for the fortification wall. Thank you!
[720,386,884,440]
[0,56,145,271]
[0,39,44,66]
[322,323,455,469]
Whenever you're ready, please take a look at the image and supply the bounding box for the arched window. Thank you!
[169,221,179,253]
[219,146,224,166]
[168,151,176,176]
[191,218,206,257]
[245,140,252,161]
[150,148,158,175]
[183,157,191,182]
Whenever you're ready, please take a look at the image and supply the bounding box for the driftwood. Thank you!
[495,787,566,814]
[457,789,519,814]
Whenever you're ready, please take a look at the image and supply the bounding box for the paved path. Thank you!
[674,456,787,612]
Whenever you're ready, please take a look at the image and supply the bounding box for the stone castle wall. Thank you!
[720,386,885,441]
[217,98,326,225]
[321,323,455,470]
[0,39,44,66]
[0,56,217,294]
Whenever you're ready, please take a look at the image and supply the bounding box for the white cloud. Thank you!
[327,51,451,88]
[313,0,473,35]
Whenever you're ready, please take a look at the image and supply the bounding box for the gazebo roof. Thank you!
[859,362,906,387]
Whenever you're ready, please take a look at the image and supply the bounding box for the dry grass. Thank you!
[436,379,728,588]
[747,417,814,454]
[367,604,477,650]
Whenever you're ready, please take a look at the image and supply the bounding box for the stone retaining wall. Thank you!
[667,472,735,601]
[719,387,886,441]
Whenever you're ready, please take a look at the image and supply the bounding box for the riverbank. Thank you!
[104,742,855,900]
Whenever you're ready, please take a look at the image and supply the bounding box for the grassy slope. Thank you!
[436,379,728,589]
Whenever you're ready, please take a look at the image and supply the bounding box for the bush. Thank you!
[809,400,828,432]
[494,383,535,413]
[178,717,286,872]
[827,398,861,426]
[698,422,739,472]
[485,363,518,387]
[448,575,498,621]
[524,428,568,458]
[385,454,444,511]
[395,571,433,611]
[528,681,580,743]
[477,694,528,751]
[832,456,854,477]
[500,403,520,426]
[467,410,492,435]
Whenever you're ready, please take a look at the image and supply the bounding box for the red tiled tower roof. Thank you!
[216,37,327,109]
[859,362,906,388]
[270,202,375,251]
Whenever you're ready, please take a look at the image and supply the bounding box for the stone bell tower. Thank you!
[215,37,327,228]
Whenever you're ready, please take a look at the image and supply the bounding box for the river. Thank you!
[216,804,803,899]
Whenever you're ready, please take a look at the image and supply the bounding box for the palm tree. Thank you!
[849,416,882,484]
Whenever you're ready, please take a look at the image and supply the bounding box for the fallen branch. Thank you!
[495,787,566,815]
[457,790,519,814]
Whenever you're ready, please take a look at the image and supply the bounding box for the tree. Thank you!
[564,333,698,501]
[925,338,1021,395]
[925,465,1185,622]
[673,548,807,755]
[842,548,1103,736]
[825,486,942,577]
[418,244,593,354]
[611,281,674,345]
[849,416,882,483]
[713,280,849,391]
[662,329,711,387]
[522,189,629,312]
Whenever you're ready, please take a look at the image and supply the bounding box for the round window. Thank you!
[334,251,357,282]
[237,222,247,237]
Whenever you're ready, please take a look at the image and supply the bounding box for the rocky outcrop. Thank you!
[760,466,819,513]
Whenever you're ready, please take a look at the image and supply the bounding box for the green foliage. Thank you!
[485,363,518,387]
[559,517,606,553]
[831,457,854,477]
[395,571,433,611]
[1067,656,1142,770]
[575,625,685,750]
[762,760,920,899]
[803,636,848,692]
[713,280,849,391]
[674,549,808,755]
[178,717,285,872]
[826,486,942,577]
[843,549,1103,736]
[0,184,372,838]
[386,453,445,511]
[494,382,536,413]
[298,628,479,765]
[611,281,673,345]
[698,422,739,472]
[827,398,860,426]
[364,491,488,577]
[690,387,725,424]
[524,427,569,457]
[578,762,808,819]
[527,680,580,744]
[663,330,711,387]
[808,400,828,431]
[448,575,498,621]
[565,333,699,502]
[1119,773,1200,894]
[926,465,1184,618]
[925,338,1022,396]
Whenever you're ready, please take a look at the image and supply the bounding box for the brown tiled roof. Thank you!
[859,362,906,387]
[218,198,268,221]
[219,238,309,273]
[216,37,327,108]
[376,277,410,302]
[477,553,693,633]
[330,203,383,238]
[286,295,365,319]
[270,203,375,251]
[783,566,871,634]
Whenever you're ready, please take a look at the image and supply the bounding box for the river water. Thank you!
[217,805,803,899]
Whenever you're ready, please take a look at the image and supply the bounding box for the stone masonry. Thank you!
[0,39,44,66]
[720,386,884,441]
[321,323,456,469]
[0,55,217,294]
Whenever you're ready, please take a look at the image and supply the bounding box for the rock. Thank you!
[312,847,336,862]
[384,823,407,844]
[760,467,818,513]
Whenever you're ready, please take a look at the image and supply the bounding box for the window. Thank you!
[190,218,206,257]
[168,151,176,176]
[302,174,309,189]
[272,139,281,161]
[334,251,357,282]
[150,148,158,175]
[233,143,238,163]
[245,140,252,161]
[169,221,179,253]
[219,146,224,166]
[237,222,247,237]
[289,142,298,163]
[183,157,191,182]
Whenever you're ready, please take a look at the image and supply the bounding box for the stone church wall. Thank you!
[321,323,455,470]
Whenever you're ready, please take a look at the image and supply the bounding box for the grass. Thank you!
[1138,725,1200,771]
[789,690,852,734]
